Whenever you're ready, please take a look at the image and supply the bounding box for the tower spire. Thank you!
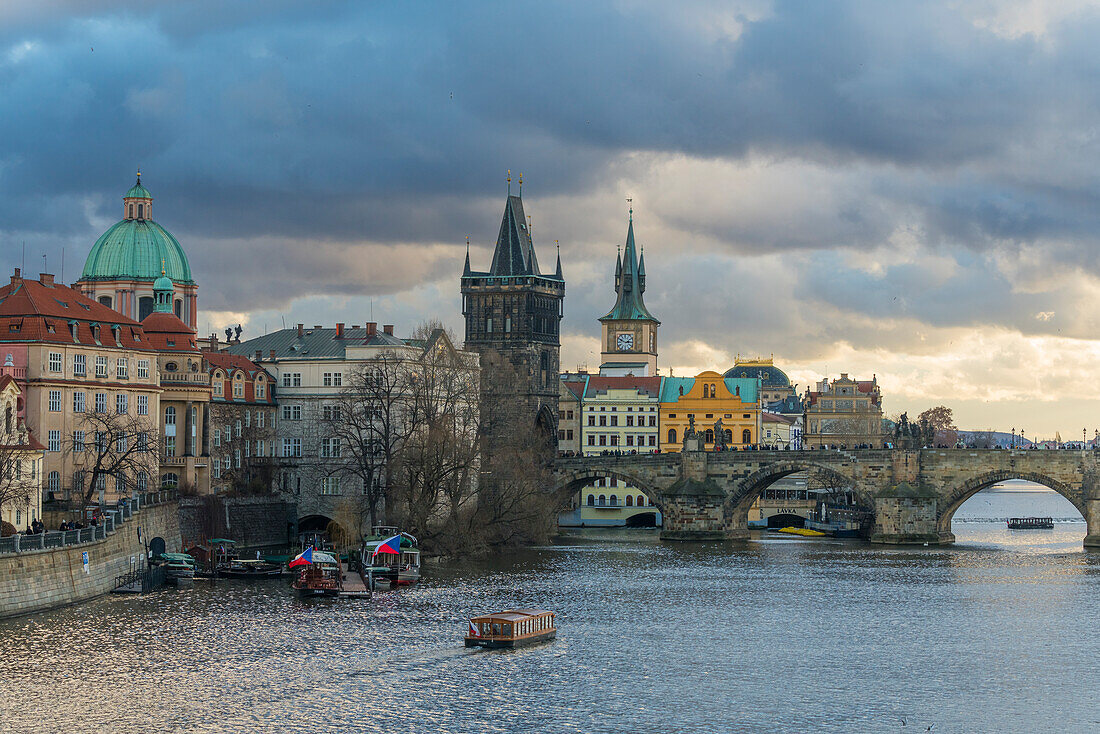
[463,236,471,276]
[555,240,562,278]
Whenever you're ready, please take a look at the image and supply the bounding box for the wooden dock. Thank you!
[338,563,371,598]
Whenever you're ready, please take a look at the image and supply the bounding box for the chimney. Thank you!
[314,325,322,330]
[269,349,276,361]
[335,323,344,338]
[10,268,21,285]
[297,323,304,338]
[255,350,262,361]
[39,273,54,286]
[383,324,394,336]
[366,322,377,336]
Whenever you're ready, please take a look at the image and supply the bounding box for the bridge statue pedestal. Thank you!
[1084,489,1100,548]
[659,441,742,541]
[870,482,950,545]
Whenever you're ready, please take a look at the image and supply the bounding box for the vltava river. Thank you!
[3,484,1099,733]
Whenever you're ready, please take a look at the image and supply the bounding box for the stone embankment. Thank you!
[0,494,181,620]
[178,494,296,550]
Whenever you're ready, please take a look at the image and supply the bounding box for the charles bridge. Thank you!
[552,442,1100,546]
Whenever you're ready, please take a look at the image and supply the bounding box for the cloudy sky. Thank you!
[4,0,1100,437]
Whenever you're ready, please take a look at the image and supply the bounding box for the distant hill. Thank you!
[957,430,1033,449]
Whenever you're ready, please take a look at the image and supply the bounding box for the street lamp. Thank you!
[1011,426,1015,450]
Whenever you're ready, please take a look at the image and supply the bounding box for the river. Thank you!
[2,483,1099,733]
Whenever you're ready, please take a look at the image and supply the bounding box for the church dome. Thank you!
[80,177,194,284]
[724,362,791,388]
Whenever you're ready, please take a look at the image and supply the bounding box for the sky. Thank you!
[3,0,1100,438]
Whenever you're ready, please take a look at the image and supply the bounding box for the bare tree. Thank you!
[67,409,159,504]
[918,405,958,447]
[0,446,39,531]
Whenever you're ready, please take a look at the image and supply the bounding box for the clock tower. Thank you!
[598,208,659,376]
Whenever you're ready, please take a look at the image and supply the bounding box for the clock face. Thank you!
[616,333,634,351]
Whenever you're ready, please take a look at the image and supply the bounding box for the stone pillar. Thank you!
[659,451,731,541]
[201,403,210,457]
[184,401,194,457]
[870,481,946,544]
[1082,472,1100,548]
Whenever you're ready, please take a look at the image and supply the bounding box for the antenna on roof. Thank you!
[61,247,64,284]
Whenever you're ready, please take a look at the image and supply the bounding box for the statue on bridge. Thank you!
[685,414,697,439]
[712,418,727,450]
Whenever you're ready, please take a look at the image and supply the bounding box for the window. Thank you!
[95,431,108,451]
[223,456,230,470]
[95,356,108,378]
[233,376,244,398]
[212,372,224,394]
[116,394,129,414]
[257,411,265,428]
[212,462,221,479]
[164,406,176,425]
[244,411,251,428]
[235,420,242,437]
[649,416,656,427]
[587,494,595,506]
[72,392,85,413]
[282,405,302,421]
[48,390,62,412]
[116,358,128,378]
[742,429,752,444]
[667,429,677,444]
[49,352,62,372]
[321,476,341,495]
[626,436,634,446]
[282,373,301,387]
[137,203,143,219]
[599,435,607,446]
[116,432,128,452]
[283,438,302,457]
[137,395,148,415]
[72,431,85,451]
[705,429,714,443]
[322,405,342,421]
[599,416,606,427]
[137,432,149,452]
[48,471,60,494]
[637,495,646,507]
[587,435,595,446]
[486,317,493,333]
[626,495,634,506]
[256,380,266,399]
[626,416,634,427]
[323,373,333,386]
[214,430,221,448]
[137,359,149,378]
[649,435,656,447]
[73,354,86,376]
[95,393,107,413]
[610,416,618,427]
[234,449,241,468]
[256,440,264,457]
[610,495,618,506]
[48,430,61,452]
[322,438,341,458]
[136,472,148,492]
[587,415,595,426]
[165,436,176,457]
[598,495,606,507]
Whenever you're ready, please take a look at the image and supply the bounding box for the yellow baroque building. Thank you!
[659,372,761,452]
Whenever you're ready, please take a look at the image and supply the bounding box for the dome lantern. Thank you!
[153,261,174,313]
[123,169,153,221]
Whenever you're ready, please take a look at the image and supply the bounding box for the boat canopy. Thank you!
[207,538,237,544]
[471,609,553,623]
[310,551,339,565]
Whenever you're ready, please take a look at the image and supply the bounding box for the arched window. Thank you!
[705,429,714,444]
[626,495,633,506]
[587,494,595,506]
[161,472,178,489]
[4,405,10,433]
[164,406,176,425]
[128,204,134,219]
[598,494,606,506]
[742,429,752,444]
[610,494,618,506]
[637,495,646,506]
[174,299,182,318]
[724,429,732,443]
[667,428,677,444]
[137,203,144,219]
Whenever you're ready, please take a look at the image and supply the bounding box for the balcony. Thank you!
[161,373,210,385]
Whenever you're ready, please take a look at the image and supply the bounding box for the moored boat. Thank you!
[465,609,557,649]
[1008,517,1054,530]
[776,526,826,537]
[159,553,197,586]
[289,547,342,597]
[219,558,284,579]
[362,527,420,589]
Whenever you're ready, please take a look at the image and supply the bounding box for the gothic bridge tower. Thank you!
[461,178,565,439]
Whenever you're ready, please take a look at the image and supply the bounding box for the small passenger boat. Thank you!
[776,526,826,537]
[290,548,342,597]
[219,558,284,579]
[1007,517,1055,530]
[465,609,556,649]
[362,527,420,589]
[160,553,197,585]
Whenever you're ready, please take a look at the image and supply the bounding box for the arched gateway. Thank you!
[552,448,1100,547]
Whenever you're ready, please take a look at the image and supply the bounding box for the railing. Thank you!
[0,490,177,556]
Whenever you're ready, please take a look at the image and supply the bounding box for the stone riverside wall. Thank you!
[0,500,181,620]
[178,495,296,550]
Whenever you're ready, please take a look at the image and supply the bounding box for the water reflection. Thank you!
[3,486,1100,733]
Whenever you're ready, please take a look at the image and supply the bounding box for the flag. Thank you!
[468,620,481,637]
[289,546,313,568]
[371,535,402,557]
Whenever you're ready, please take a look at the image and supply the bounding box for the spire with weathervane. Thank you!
[598,202,660,377]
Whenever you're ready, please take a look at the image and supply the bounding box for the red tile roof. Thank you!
[583,375,661,399]
[0,273,152,350]
[140,312,198,351]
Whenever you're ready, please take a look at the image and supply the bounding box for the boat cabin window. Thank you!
[493,623,502,635]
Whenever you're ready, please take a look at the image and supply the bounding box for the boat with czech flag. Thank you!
[288,546,343,597]
[361,527,420,590]
[465,609,557,649]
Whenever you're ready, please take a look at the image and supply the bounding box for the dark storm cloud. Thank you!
[4,0,1100,340]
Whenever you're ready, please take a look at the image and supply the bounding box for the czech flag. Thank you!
[372,535,402,557]
[468,620,481,637]
[289,546,313,568]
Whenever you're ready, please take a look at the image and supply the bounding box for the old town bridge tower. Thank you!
[461,183,565,439]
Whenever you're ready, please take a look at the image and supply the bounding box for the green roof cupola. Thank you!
[600,205,659,324]
[153,261,174,313]
[124,169,153,221]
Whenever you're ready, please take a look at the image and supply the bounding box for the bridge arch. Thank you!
[552,468,667,516]
[937,470,1085,534]
[723,460,867,530]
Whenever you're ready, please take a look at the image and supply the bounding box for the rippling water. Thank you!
[3,485,1100,733]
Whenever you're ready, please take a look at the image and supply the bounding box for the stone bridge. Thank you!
[552,446,1100,546]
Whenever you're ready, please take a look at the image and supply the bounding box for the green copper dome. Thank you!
[81,219,194,284]
[126,181,153,199]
